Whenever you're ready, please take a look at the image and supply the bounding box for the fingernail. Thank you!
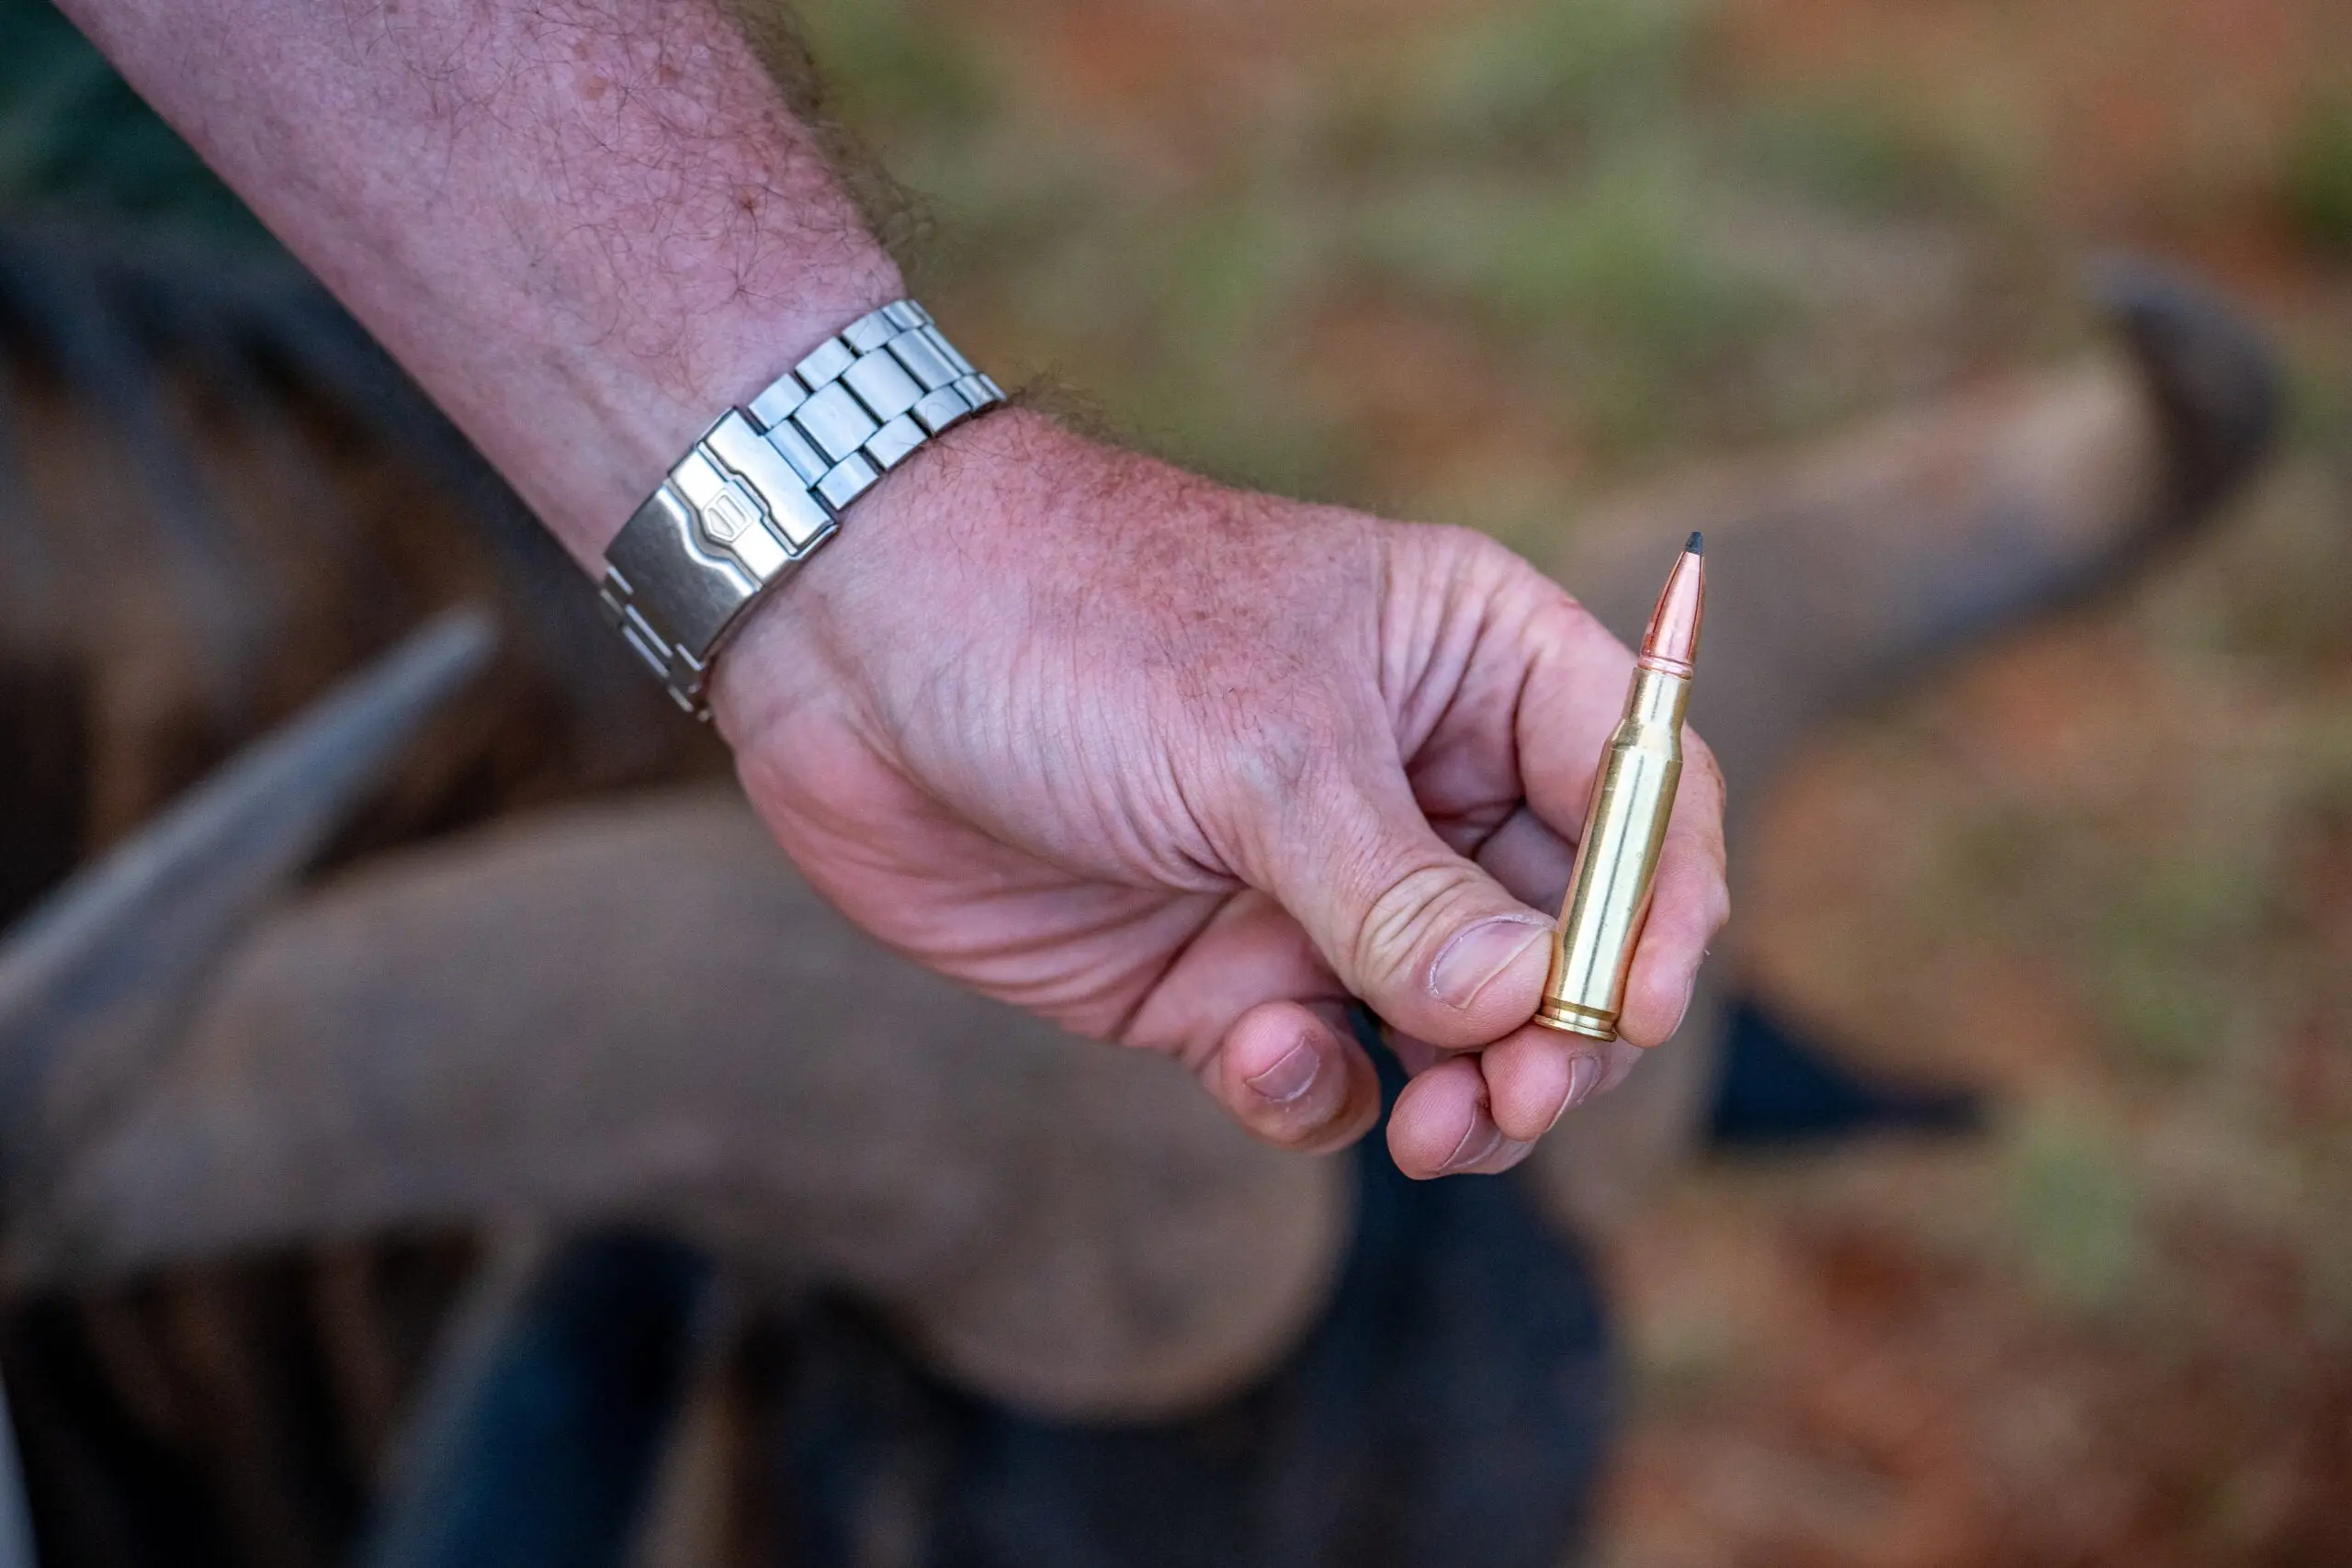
[1556,1055,1603,1125]
[1430,915,1550,1011]
[1245,1038,1321,1104]
[1438,1118,1506,1176]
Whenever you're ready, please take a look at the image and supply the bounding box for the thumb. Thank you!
[1256,774,1554,1048]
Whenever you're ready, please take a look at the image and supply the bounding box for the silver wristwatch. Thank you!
[597,299,1004,717]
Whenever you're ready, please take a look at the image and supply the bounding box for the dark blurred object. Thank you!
[1,1240,476,1568]
[0,661,82,930]
[765,1035,1612,1568]
[0,0,254,240]
[360,1233,712,1568]
[0,298,82,932]
[0,1388,33,1568]
[1705,998,1980,1149]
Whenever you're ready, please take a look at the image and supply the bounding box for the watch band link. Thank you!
[598,299,1004,717]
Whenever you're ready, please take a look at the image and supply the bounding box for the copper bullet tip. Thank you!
[1686,530,1703,556]
[1638,536,1705,677]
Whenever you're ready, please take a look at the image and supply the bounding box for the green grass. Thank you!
[793,0,1837,479]
[1351,146,1783,354]
[2090,852,2270,1076]
[1387,0,1706,159]
[2003,1106,2147,1314]
[2283,94,2352,256]
[1738,89,2013,219]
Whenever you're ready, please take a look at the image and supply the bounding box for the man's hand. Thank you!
[718,410,1727,1177]
[59,0,1726,1176]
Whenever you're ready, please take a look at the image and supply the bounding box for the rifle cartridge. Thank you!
[1535,534,1706,1041]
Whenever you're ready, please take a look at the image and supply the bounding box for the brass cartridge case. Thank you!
[1534,665,1690,1039]
[1537,536,1703,1042]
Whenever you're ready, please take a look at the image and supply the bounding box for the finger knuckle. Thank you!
[1224,701,1346,807]
[1523,591,1614,673]
[1352,860,1475,986]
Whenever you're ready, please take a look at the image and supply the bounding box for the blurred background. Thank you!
[1,0,2348,1563]
[774,1,2352,1557]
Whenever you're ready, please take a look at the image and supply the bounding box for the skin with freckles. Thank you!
[60,0,1728,1177]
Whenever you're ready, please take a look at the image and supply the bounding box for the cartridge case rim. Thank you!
[1533,999,1619,1040]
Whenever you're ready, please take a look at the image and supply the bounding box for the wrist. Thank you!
[706,402,1057,750]
[571,256,908,559]
[599,299,1017,722]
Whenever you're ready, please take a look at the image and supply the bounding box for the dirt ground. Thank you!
[783,0,2352,1562]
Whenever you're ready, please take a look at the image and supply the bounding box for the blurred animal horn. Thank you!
[1550,254,2279,797]
[1526,257,2279,1234]
[0,608,496,1189]
[2087,253,2283,525]
[10,788,1346,1424]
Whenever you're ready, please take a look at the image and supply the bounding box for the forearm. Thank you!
[57,0,899,566]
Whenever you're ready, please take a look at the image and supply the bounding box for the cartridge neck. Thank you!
[1624,664,1690,731]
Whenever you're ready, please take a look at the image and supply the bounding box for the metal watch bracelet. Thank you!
[597,299,1004,717]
